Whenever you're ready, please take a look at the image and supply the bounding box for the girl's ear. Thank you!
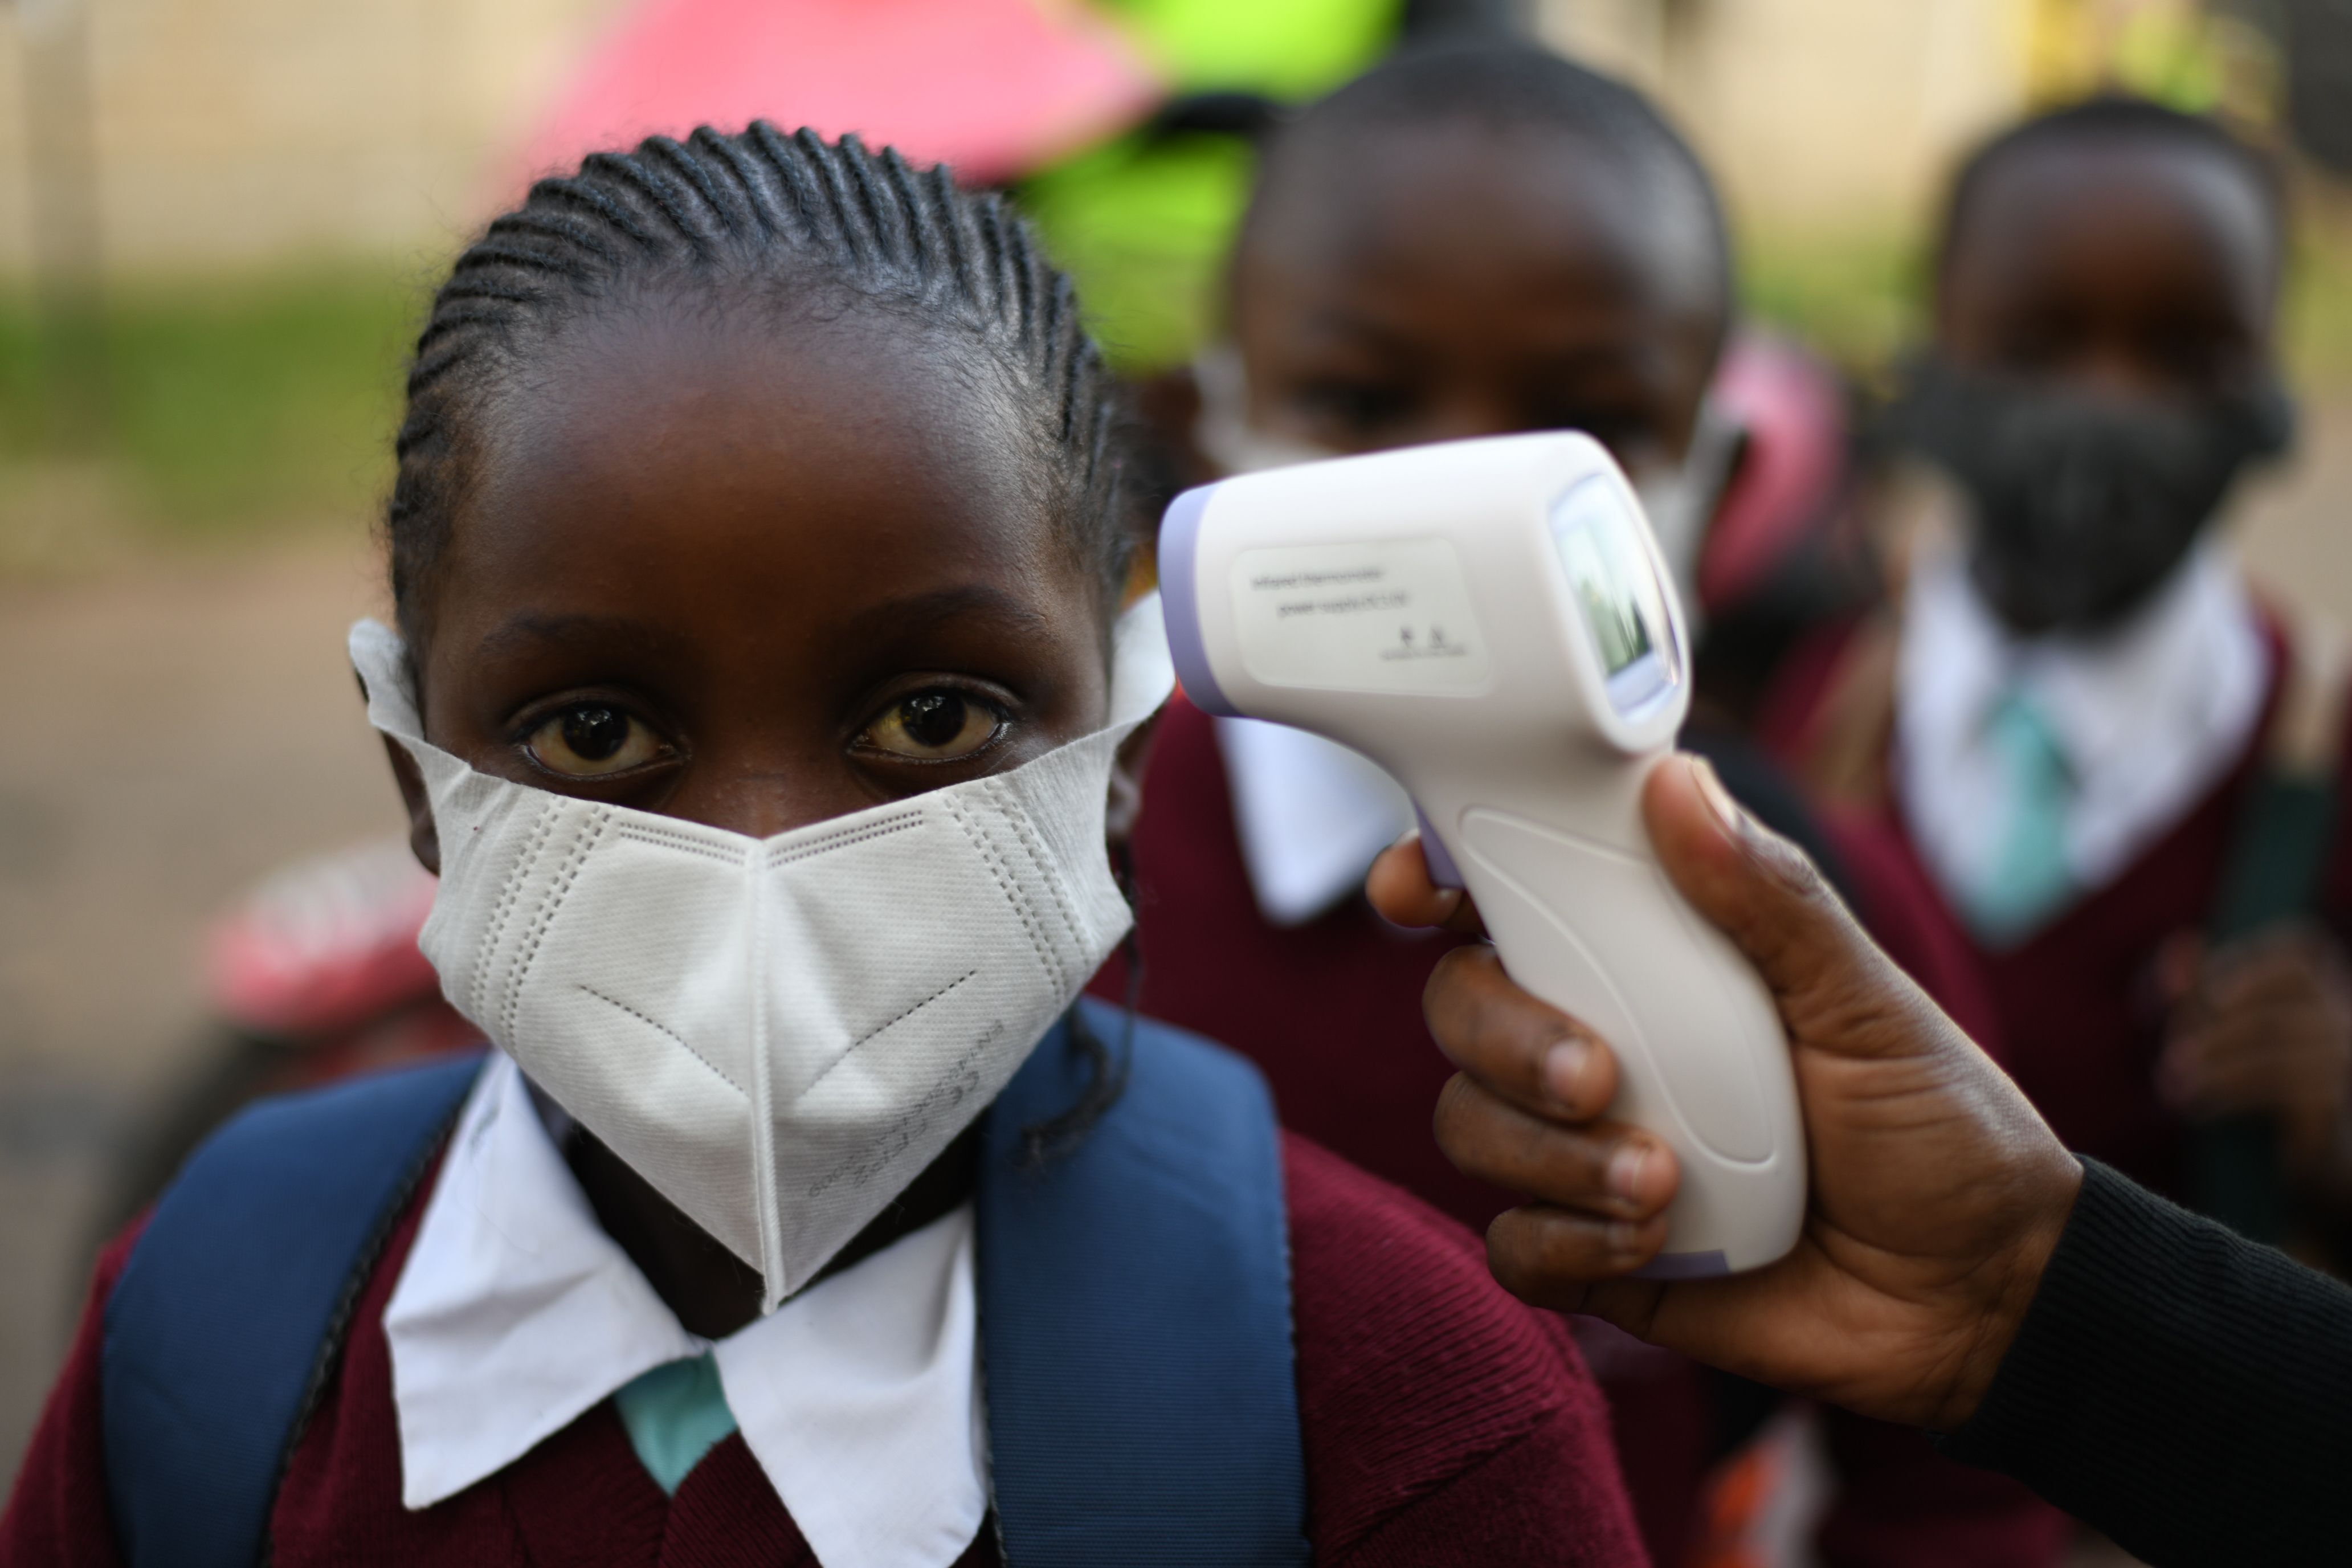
[382,736,443,876]
[1104,710,1162,850]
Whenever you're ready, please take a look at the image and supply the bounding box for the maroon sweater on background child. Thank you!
[3,1131,1645,1567]
[1761,612,2352,1199]
[1092,693,2069,1568]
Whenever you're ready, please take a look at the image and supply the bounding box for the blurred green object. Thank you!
[0,267,413,544]
[1105,0,1399,96]
[1019,0,1403,371]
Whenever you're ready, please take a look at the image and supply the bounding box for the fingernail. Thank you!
[1541,1039,1590,1108]
[1607,1141,1649,1202]
[1692,757,1745,839]
[1607,1219,1644,1253]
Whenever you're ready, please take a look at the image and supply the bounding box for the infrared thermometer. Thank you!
[1159,432,1804,1276]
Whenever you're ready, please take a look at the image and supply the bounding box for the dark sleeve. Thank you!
[1937,1161,2352,1566]
[1281,1134,1647,1568]
[0,1227,141,1567]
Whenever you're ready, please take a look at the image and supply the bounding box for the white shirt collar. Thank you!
[384,1054,987,1568]
[1215,716,1415,926]
[1895,540,2268,917]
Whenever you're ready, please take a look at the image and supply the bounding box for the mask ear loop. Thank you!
[1016,846,1142,1169]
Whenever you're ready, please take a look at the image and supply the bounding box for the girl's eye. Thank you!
[524,705,666,778]
[861,691,1003,761]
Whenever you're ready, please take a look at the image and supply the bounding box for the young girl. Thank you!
[1,128,1643,1566]
[1765,99,2352,1242]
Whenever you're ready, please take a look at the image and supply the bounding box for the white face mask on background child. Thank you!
[352,597,1174,1312]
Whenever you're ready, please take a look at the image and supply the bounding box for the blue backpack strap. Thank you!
[101,1052,485,1568]
[977,997,1310,1566]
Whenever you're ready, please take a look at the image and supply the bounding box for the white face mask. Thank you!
[1630,399,1744,632]
[1191,345,1342,476]
[352,597,1174,1310]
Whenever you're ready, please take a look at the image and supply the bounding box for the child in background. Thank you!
[1767,99,2352,1245]
[1099,42,2066,1568]
[2,128,1645,1567]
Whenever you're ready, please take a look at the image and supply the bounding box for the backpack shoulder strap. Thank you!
[2210,609,2352,943]
[2194,610,2352,1242]
[101,1052,484,1568]
[976,998,1309,1567]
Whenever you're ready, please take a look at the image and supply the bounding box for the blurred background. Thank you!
[4,0,2352,1517]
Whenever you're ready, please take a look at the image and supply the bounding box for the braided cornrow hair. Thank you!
[385,124,1137,642]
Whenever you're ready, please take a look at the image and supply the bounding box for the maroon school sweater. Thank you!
[1093,693,2067,1568]
[2,1133,1645,1567]
[1765,611,2352,1198]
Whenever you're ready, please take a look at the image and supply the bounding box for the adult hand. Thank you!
[1366,755,2084,1432]
[2159,926,2352,1190]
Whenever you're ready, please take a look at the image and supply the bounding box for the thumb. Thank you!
[1643,754,1909,1056]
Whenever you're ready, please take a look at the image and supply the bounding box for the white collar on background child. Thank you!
[1216,715,1415,927]
[384,1053,985,1568]
[1896,536,2268,934]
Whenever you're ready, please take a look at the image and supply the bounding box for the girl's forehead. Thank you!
[432,309,1081,648]
[1949,142,2276,308]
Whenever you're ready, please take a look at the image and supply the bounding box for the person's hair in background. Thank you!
[385,124,1140,651]
[1904,95,2294,635]
[1211,40,1730,493]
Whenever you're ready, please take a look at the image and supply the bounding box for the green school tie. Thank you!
[1959,689,2077,947]
[614,1353,738,1496]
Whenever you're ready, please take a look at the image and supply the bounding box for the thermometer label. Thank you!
[1230,538,1491,696]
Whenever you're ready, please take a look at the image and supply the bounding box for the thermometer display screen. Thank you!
[1549,477,1680,716]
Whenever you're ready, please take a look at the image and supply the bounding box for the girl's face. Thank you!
[388,303,1116,869]
[1228,122,1721,477]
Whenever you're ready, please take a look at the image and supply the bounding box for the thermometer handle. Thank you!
[1425,786,1806,1276]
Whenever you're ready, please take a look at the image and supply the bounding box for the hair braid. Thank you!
[384,124,1137,644]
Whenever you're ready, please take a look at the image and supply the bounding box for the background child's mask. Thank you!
[352,597,1173,1311]
[1900,358,2294,634]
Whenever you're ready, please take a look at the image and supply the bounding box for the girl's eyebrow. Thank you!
[476,612,693,661]
[833,585,1059,650]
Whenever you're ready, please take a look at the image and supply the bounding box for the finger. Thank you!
[2199,935,2350,1012]
[1643,753,1934,1059]
[1367,834,1486,937]
[1482,1205,1676,1309]
[2169,1001,2340,1073]
[1433,1073,1677,1218]
[2165,1027,2335,1114]
[2154,931,2206,1007]
[1424,946,1620,1120]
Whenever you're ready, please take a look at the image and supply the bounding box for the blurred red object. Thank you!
[206,838,443,1040]
[1700,332,1851,618]
[514,0,1164,191]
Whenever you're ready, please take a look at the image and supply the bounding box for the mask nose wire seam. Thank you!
[499,807,611,1048]
[943,792,1058,991]
[477,795,564,1039]
[992,753,1099,994]
[747,840,785,1312]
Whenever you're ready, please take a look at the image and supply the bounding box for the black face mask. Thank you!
[1898,358,2293,634]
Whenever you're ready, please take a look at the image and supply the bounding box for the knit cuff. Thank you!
[1936,1159,2166,1477]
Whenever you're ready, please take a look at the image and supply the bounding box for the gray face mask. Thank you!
[1898,356,2293,635]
